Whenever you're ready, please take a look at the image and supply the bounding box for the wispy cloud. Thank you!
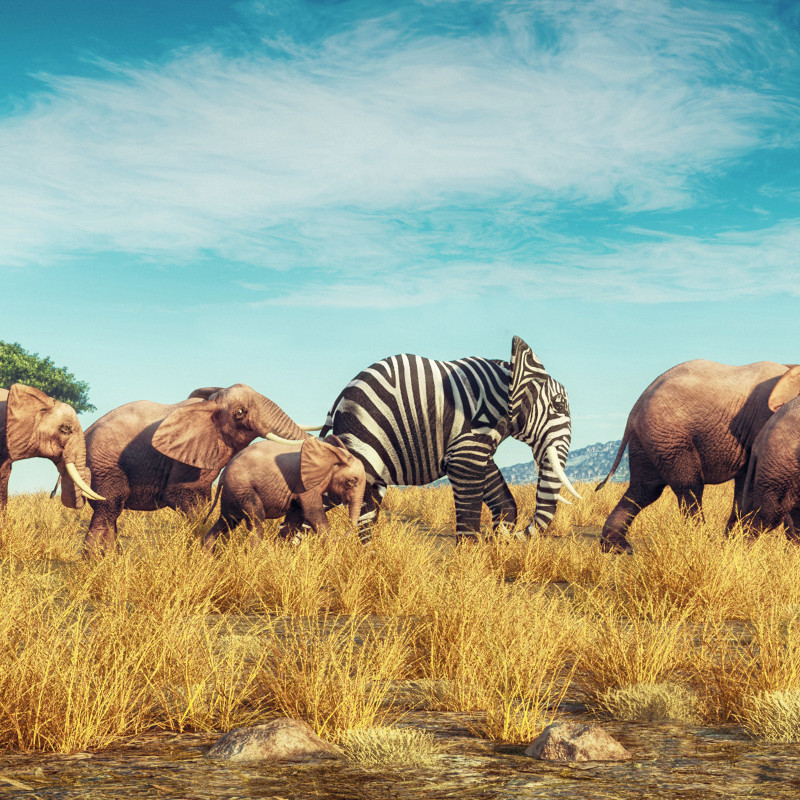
[0,0,797,304]
[242,217,800,306]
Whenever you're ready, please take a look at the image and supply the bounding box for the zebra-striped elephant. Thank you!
[320,336,580,542]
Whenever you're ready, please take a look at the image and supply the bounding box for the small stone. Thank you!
[524,721,632,762]
[207,718,342,762]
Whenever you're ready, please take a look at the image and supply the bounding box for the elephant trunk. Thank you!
[58,435,104,508]
[530,438,576,531]
[255,397,313,444]
[348,481,366,528]
[545,445,582,500]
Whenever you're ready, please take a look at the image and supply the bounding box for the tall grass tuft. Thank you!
[254,613,412,742]
[741,691,800,742]
[342,726,443,766]
[598,683,701,723]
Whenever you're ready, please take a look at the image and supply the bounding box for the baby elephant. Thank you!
[204,434,366,550]
[742,396,800,540]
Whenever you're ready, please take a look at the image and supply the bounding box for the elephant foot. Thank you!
[82,542,118,560]
[491,521,513,539]
[280,522,313,546]
[517,523,539,541]
[599,535,633,555]
[783,527,800,545]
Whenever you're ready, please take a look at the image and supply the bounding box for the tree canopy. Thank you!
[0,341,96,413]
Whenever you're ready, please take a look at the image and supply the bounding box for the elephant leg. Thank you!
[207,492,264,550]
[600,481,666,554]
[663,447,705,520]
[786,508,800,543]
[84,499,124,557]
[600,438,666,554]
[203,517,227,551]
[0,459,11,521]
[278,499,309,542]
[445,453,490,544]
[481,460,518,534]
[674,483,704,521]
[298,494,331,538]
[725,471,748,533]
[204,507,245,551]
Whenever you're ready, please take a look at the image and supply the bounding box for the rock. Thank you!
[524,721,632,762]
[207,718,342,762]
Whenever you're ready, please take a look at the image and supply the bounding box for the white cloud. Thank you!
[0,0,796,294]
[248,218,800,305]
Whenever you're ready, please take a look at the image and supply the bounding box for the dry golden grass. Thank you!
[741,690,800,742]
[254,613,412,742]
[598,683,701,723]
[341,725,443,766]
[3,478,800,752]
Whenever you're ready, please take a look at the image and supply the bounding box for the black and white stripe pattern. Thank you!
[322,337,573,540]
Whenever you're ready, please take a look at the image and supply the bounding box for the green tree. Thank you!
[0,341,96,413]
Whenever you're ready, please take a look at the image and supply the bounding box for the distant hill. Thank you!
[501,440,629,485]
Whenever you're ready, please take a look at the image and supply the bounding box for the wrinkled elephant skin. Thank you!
[599,361,800,553]
[204,435,366,550]
[0,383,95,518]
[742,393,800,538]
[84,383,310,556]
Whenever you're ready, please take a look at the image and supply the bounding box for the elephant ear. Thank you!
[508,336,549,427]
[150,402,232,470]
[6,383,56,461]
[300,437,347,492]
[322,434,348,450]
[769,366,800,412]
[186,387,224,401]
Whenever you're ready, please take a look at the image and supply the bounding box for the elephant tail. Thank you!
[596,425,632,492]
[201,479,225,528]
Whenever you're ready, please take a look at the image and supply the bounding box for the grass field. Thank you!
[2,481,800,755]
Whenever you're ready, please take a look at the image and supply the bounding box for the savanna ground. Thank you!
[1,482,800,799]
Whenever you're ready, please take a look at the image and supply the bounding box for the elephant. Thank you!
[82,383,315,555]
[741,395,800,539]
[320,336,580,542]
[203,434,367,550]
[598,360,800,553]
[0,383,102,517]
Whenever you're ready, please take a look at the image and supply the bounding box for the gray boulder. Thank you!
[524,721,632,762]
[207,717,342,762]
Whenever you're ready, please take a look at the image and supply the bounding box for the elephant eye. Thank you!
[345,477,358,488]
[233,406,246,420]
[59,423,73,435]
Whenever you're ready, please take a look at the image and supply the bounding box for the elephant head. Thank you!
[506,336,580,528]
[150,383,311,472]
[300,435,366,526]
[3,383,103,509]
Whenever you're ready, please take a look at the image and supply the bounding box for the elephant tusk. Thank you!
[546,445,582,500]
[265,432,307,445]
[299,424,324,432]
[557,495,572,505]
[65,462,106,502]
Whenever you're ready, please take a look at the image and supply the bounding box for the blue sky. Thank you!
[2,0,799,493]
